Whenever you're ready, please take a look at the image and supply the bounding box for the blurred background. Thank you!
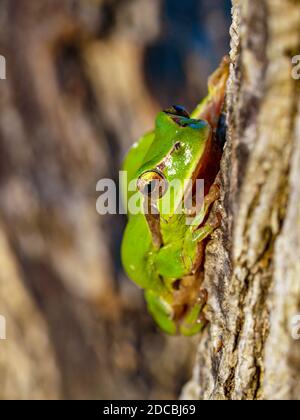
[0,0,230,399]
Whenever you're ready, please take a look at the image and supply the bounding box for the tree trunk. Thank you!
[183,0,300,400]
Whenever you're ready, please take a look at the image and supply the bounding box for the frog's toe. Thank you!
[145,290,177,335]
[179,303,207,336]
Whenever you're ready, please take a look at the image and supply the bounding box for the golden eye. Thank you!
[137,170,168,199]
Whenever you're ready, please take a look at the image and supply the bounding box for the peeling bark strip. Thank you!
[182,0,300,400]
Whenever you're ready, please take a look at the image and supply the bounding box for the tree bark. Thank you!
[183,0,300,400]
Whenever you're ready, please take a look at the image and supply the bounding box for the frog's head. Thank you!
[137,106,212,221]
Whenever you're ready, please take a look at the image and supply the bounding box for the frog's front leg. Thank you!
[183,183,220,267]
[177,186,221,335]
[185,183,220,225]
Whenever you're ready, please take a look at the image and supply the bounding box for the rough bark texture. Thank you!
[183,0,300,400]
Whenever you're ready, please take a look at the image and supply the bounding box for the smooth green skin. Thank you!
[121,111,213,335]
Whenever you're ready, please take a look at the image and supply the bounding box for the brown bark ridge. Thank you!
[182,0,300,400]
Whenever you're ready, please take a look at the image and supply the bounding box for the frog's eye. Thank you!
[164,105,190,118]
[137,170,168,199]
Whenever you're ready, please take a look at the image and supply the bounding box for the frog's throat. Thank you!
[143,198,163,249]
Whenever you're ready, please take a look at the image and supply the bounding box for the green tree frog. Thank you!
[121,57,229,335]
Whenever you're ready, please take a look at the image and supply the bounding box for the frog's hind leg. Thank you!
[145,282,208,336]
[183,207,220,276]
[144,289,178,335]
[173,277,208,336]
